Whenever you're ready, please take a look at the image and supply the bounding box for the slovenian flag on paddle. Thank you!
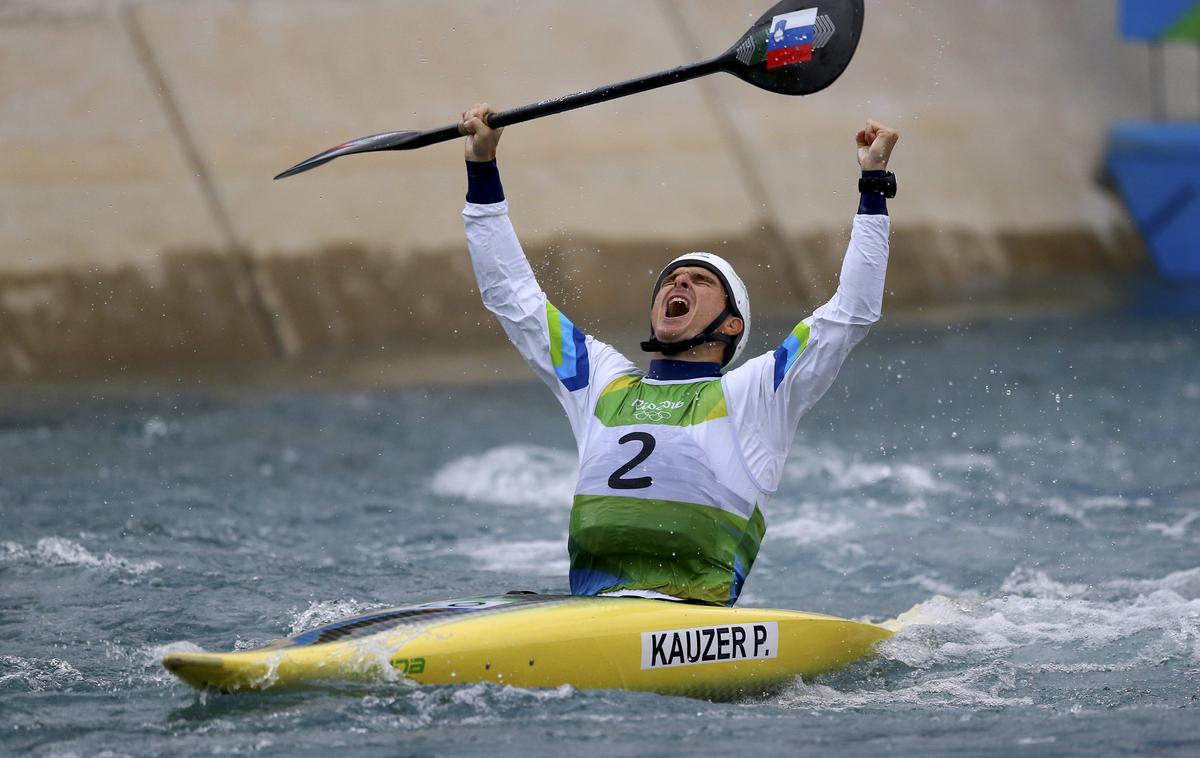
[766,7,818,69]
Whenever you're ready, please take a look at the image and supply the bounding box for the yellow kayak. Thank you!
[163,593,890,700]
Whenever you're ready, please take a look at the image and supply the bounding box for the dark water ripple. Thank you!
[2,313,1199,756]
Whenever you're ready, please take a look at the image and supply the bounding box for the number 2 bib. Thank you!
[568,373,766,606]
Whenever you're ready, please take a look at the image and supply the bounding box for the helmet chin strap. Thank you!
[640,306,735,361]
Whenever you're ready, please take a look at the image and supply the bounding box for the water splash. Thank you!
[0,536,160,575]
[0,655,85,692]
[777,659,1032,710]
[288,599,389,635]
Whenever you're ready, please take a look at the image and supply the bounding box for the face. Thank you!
[650,265,743,346]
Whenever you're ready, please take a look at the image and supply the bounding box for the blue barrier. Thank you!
[1106,123,1200,280]
[1120,0,1200,41]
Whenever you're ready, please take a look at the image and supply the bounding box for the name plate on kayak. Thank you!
[641,622,779,669]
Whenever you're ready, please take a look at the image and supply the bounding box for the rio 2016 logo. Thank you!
[631,398,684,422]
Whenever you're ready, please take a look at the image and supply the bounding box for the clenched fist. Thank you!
[856,120,899,172]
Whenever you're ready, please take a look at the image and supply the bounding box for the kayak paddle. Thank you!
[274,0,864,180]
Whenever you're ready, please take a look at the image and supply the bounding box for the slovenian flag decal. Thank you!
[766,7,818,69]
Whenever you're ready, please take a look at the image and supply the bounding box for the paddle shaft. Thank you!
[275,0,864,178]
[406,55,731,151]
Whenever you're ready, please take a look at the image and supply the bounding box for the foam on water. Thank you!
[887,573,967,596]
[442,538,569,576]
[1105,566,1200,594]
[347,682,582,732]
[384,534,569,577]
[430,445,576,508]
[768,511,856,545]
[1034,495,1153,526]
[0,536,160,575]
[835,565,1200,704]
[771,565,1200,714]
[778,659,1033,710]
[141,415,176,444]
[937,452,998,471]
[0,655,85,693]
[418,682,579,726]
[1146,510,1200,539]
[784,447,956,495]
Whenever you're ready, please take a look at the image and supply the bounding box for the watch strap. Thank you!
[858,170,897,199]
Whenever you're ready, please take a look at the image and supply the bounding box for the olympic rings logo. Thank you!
[634,409,672,421]
[631,399,683,422]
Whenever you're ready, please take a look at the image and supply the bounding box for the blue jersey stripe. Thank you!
[563,324,590,391]
[556,317,577,377]
[553,309,590,391]
[772,323,811,391]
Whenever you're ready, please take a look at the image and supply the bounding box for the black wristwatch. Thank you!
[859,171,897,198]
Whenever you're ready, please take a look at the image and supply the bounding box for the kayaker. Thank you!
[461,103,898,606]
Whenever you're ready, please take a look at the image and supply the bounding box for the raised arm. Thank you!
[806,120,899,329]
[460,104,636,434]
[727,120,900,486]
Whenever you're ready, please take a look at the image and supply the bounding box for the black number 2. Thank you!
[608,432,656,490]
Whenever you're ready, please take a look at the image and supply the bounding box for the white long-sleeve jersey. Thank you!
[464,197,889,605]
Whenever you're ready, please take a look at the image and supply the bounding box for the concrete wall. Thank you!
[0,0,1169,378]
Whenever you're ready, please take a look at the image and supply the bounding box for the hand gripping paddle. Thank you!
[275,0,864,180]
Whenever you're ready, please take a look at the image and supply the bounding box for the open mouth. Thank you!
[665,296,691,318]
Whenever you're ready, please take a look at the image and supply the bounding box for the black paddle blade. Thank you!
[723,0,864,96]
[273,130,421,180]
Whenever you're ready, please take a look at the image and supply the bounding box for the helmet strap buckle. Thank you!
[640,307,735,362]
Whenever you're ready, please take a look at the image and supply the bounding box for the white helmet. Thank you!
[641,252,751,367]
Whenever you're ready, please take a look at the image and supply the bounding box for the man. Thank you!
[461,103,898,606]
